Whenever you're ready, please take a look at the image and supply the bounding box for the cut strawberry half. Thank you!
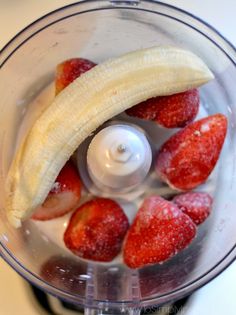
[123,196,196,269]
[32,161,82,220]
[55,58,97,94]
[155,114,227,190]
[64,198,129,262]
[126,89,200,128]
[173,192,213,225]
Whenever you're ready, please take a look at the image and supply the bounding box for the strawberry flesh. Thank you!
[173,192,213,225]
[32,161,82,220]
[55,58,97,95]
[155,114,227,190]
[123,196,196,269]
[64,198,129,262]
[126,89,199,128]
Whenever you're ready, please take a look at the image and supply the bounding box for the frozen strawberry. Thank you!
[32,161,82,220]
[123,196,196,269]
[173,192,213,225]
[55,58,97,94]
[126,89,199,128]
[156,114,227,190]
[64,198,129,262]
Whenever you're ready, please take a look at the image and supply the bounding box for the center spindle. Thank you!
[86,124,152,191]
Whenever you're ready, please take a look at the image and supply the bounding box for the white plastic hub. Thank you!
[87,124,152,191]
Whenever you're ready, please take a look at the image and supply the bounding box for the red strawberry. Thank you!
[64,198,129,262]
[123,196,196,269]
[173,192,213,225]
[55,58,97,94]
[155,114,227,190]
[32,161,82,220]
[126,89,199,128]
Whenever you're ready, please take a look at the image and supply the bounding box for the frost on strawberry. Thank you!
[123,196,196,269]
[126,89,199,128]
[173,192,213,225]
[155,114,227,190]
[64,198,129,262]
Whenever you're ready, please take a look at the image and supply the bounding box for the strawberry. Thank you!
[64,198,129,262]
[55,58,97,94]
[32,161,82,220]
[123,196,196,269]
[155,114,227,190]
[173,192,213,225]
[126,89,199,128]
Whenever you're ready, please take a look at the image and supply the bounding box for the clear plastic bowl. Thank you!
[0,1,236,314]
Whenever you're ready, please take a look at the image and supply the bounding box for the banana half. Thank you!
[5,46,214,227]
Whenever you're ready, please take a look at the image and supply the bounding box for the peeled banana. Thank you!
[5,46,214,227]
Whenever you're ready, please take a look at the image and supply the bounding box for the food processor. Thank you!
[0,1,236,314]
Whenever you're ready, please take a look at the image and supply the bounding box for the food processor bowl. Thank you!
[0,1,236,314]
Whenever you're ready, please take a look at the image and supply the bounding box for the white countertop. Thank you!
[0,1,236,315]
